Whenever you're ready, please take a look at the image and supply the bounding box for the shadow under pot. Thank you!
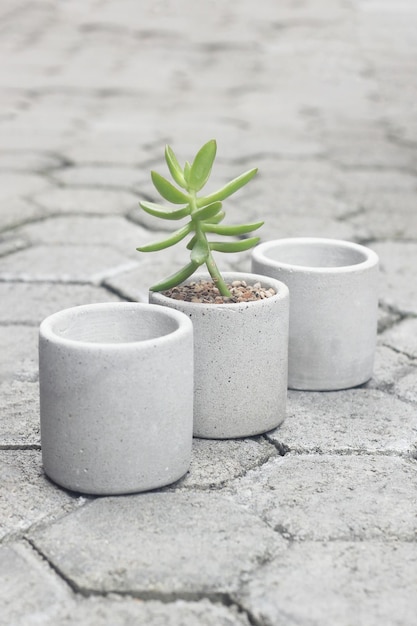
[150,271,289,439]
[39,302,193,495]
[252,238,379,391]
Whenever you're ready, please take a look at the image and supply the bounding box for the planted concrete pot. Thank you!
[252,237,379,391]
[150,272,289,439]
[39,302,193,495]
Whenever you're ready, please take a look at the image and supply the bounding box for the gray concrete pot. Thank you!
[252,237,379,391]
[39,302,193,495]
[150,272,289,439]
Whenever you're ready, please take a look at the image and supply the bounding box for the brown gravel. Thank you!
[161,280,276,304]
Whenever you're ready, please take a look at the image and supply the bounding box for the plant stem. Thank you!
[190,189,231,297]
[206,251,232,297]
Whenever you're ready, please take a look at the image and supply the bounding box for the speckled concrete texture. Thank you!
[0,1,416,624]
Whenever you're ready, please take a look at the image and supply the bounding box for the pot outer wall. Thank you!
[39,303,193,495]
[252,238,379,391]
[150,272,289,439]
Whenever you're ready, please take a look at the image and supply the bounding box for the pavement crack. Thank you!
[264,435,291,457]
[273,523,297,543]
[25,538,81,595]
[222,596,263,626]
[381,342,417,362]
[98,282,132,303]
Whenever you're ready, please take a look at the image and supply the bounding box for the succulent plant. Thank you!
[136,139,263,297]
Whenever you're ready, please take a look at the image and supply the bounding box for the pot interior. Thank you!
[266,241,368,269]
[49,307,180,344]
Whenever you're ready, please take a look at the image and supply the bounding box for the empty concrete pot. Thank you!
[39,302,193,495]
[252,238,379,391]
[150,272,289,439]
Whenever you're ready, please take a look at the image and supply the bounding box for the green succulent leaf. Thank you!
[186,234,198,250]
[196,168,258,207]
[150,261,200,292]
[136,223,192,252]
[204,210,225,224]
[209,236,260,253]
[184,161,191,184]
[190,237,210,264]
[151,171,190,204]
[191,201,223,222]
[139,201,191,220]
[189,139,217,192]
[165,145,187,189]
[203,220,264,235]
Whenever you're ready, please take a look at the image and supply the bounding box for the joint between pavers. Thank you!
[381,341,417,363]
[264,435,290,457]
[226,596,263,626]
[20,496,94,550]
[263,443,416,460]
[0,443,41,450]
[25,537,80,595]
[272,523,297,543]
[100,281,132,303]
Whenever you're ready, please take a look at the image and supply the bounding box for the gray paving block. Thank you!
[349,192,417,240]
[30,492,286,597]
[368,344,414,391]
[0,283,123,325]
[0,325,39,382]
[173,437,278,490]
[268,387,417,455]
[0,151,62,174]
[50,165,148,190]
[16,215,149,258]
[0,197,46,232]
[373,241,417,315]
[0,380,40,447]
[341,171,417,231]
[0,129,70,153]
[31,187,140,216]
[60,598,252,626]
[323,122,415,169]
[0,450,84,541]
[269,215,356,241]
[237,541,417,626]
[0,245,138,284]
[227,454,417,541]
[239,158,347,221]
[0,542,251,626]
[382,318,417,359]
[5,90,96,131]
[377,306,402,334]
[394,366,417,405]
[389,117,417,148]
[0,235,28,258]
[0,172,50,201]
[63,132,164,166]
[0,542,73,626]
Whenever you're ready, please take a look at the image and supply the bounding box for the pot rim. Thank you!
[252,237,379,274]
[149,271,289,309]
[39,302,192,350]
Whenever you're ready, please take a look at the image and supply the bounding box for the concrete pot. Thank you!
[150,272,289,439]
[252,237,379,391]
[39,302,193,495]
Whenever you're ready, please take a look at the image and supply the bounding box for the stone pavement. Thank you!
[0,0,417,624]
